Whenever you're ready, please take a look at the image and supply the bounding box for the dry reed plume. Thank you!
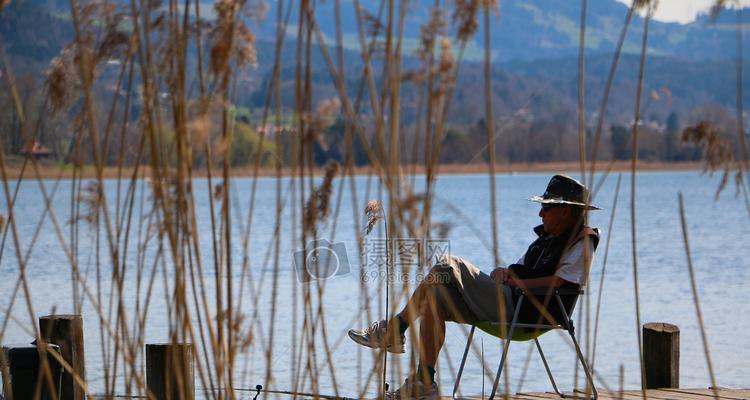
[681,121,742,197]
[1,0,746,398]
[303,160,340,233]
[47,1,130,114]
[75,180,103,225]
[364,200,383,235]
[209,0,259,77]
[452,0,480,42]
[417,8,446,64]
[307,98,342,150]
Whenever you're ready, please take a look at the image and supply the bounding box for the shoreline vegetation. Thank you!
[4,160,706,180]
[1,0,747,395]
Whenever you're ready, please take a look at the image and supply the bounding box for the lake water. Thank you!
[0,171,748,398]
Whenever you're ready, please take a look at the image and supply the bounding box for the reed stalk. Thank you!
[677,193,719,400]
[1,1,746,399]
[591,174,622,371]
[628,2,654,397]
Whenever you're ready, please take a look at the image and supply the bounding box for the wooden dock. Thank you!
[448,388,750,400]
[84,387,750,399]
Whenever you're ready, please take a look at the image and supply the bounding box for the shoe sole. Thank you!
[347,330,406,354]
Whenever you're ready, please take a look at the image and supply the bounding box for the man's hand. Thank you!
[490,267,510,285]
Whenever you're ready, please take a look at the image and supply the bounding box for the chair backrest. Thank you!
[516,227,598,325]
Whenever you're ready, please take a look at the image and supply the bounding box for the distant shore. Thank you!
[3,160,705,180]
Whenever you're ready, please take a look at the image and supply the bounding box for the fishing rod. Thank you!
[236,384,379,400]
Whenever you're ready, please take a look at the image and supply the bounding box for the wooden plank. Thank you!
[708,389,750,399]
[576,390,625,400]
[594,388,750,400]
[443,392,555,399]
[596,390,644,400]
[612,392,643,400]
[661,388,745,399]
[661,388,750,400]
[595,390,639,400]
[619,389,712,400]
[647,389,711,399]
[513,393,560,399]
[561,390,639,400]
[444,389,750,400]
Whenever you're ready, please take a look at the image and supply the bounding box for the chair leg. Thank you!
[567,330,598,400]
[555,294,597,400]
[488,327,514,400]
[489,298,524,400]
[452,325,476,399]
[534,338,561,396]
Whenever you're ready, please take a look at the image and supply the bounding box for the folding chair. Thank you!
[452,287,597,399]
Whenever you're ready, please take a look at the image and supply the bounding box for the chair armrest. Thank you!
[514,287,584,296]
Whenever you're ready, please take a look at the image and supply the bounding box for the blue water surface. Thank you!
[0,171,747,398]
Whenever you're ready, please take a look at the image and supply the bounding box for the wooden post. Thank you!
[39,314,86,400]
[146,343,194,400]
[643,322,679,389]
[1,343,63,400]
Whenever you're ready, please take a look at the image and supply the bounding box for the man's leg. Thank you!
[348,278,443,354]
[394,281,462,385]
[393,279,428,329]
[416,284,446,384]
[351,257,489,398]
[393,266,460,327]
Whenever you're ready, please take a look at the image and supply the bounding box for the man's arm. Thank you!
[507,238,594,288]
[489,254,526,284]
[491,268,571,288]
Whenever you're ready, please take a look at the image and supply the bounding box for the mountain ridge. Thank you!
[271,0,750,61]
[12,0,750,62]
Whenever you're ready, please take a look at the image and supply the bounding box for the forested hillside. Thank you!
[1,0,748,167]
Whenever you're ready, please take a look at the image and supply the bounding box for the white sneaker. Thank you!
[348,319,406,354]
[386,377,439,400]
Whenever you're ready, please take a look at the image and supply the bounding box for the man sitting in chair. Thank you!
[348,175,601,399]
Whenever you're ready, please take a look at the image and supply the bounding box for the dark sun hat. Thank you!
[528,174,601,210]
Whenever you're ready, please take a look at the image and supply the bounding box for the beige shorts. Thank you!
[424,256,515,324]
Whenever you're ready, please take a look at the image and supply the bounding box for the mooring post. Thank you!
[1,343,63,400]
[39,314,86,400]
[643,322,680,389]
[146,343,194,400]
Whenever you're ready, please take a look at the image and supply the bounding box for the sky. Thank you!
[616,0,750,23]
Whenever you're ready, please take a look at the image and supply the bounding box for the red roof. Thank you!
[19,141,52,156]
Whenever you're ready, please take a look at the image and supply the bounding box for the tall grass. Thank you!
[0,0,745,399]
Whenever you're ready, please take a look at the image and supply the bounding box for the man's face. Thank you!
[538,204,574,236]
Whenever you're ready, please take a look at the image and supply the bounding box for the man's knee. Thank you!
[420,281,474,324]
[428,255,464,279]
[432,255,463,269]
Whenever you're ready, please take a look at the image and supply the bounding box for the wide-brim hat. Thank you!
[528,174,601,210]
